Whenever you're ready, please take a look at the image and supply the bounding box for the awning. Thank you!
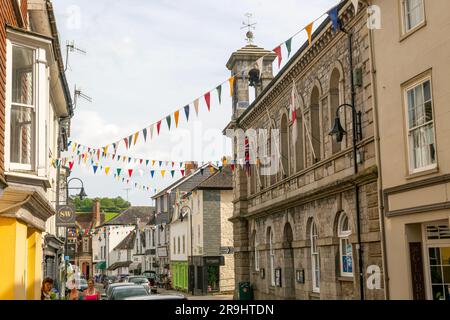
[107,261,132,271]
[95,261,106,270]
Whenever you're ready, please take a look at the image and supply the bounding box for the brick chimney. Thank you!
[184,161,198,176]
[93,200,101,227]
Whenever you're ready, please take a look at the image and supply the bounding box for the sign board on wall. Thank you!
[56,205,76,227]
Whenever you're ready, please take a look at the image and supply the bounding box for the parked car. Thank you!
[118,274,129,282]
[103,283,136,300]
[124,294,187,301]
[108,285,149,300]
[126,276,152,293]
[103,276,118,289]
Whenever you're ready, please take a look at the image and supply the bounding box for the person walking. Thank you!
[67,279,81,300]
[41,278,57,300]
[82,279,100,300]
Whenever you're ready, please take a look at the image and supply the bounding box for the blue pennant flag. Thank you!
[328,6,340,33]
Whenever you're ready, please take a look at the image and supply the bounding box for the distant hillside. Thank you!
[72,196,131,214]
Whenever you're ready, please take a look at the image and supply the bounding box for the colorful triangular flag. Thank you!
[305,22,314,45]
[273,45,282,68]
[184,105,190,122]
[216,85,222,104]
[285,38,292,58]
[229,76,235,97]
[204,92,211,111]
[174,110,180,128]
[193,99,199,116]
[156,120,162,135]
[166,115,171,131]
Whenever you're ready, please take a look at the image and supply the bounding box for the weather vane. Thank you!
[241,13,256,44]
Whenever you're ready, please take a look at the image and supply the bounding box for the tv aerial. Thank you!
[241,13,257,44]
[73,84,92,110]
[65,41,86,71]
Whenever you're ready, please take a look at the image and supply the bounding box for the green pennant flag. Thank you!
[117,168,122,176]
[216,85,222,104]
[166,115,171,130]
[146,160,149,166]
[285,38,292,58]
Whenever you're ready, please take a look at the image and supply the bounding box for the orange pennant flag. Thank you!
[305,22,314,45]
[133,132,139,145]
[174,110,180,128]
[229,76,235,97]
[152,160,156,166]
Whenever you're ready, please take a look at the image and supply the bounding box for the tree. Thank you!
[72,196,131,213]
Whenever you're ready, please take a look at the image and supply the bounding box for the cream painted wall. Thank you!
[373,0,450,189]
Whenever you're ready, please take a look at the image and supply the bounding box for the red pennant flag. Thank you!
[124,137,129,149]
[156,120,162,135]
[273,46,282,68]
[231,164,235,172]
[204,92,211,111]
[140,159,143,165]
[181,169,185,176]
[128,169,133,177]
[69,161,74,170]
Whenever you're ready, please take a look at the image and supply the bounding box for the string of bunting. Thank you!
[69,1,359,152]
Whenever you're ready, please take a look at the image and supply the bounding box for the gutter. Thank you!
[45,0,74,117]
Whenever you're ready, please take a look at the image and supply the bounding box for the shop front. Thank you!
[191,256,224,295]
[171,261,188,291]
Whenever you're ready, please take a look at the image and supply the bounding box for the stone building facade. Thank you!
[225,1,385,300]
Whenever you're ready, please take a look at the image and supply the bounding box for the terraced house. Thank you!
[0,0,72,300]
[225,0,385,299]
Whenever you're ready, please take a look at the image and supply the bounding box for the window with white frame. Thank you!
[83,238,89,253]
[183,235,185,254]
[177,236,181,254]
[269,228,275,286]
[311,221,320,292]
[173,237,176,254]
[405,77,436,173]
[338,213,353,277]
[402,0,425,33]
[10,45,35,169]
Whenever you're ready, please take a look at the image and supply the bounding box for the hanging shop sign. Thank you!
[56,205,76,227]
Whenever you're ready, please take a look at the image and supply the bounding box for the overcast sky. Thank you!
[54,0,337,206]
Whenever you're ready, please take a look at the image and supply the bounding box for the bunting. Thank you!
[216,85,222,104]
[174,110,180,128]
[352,0,359,14]
[273,46,282,68]
[166,115,171,131]
[184,105,190,121]
[133,132,139,145]
[229,76,235,97]
[328,6,340,33]
[204,92,211,111]
[156,120,162,135]
[193,99,199,116]
[285,38,292,58]
[305,22,314,45]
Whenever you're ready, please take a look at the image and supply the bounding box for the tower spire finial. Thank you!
[241,13,256,44]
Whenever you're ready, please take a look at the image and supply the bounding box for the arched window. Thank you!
[338,212,353,277]
[310,86,321,163]
[310,221,320,292]
[280,113,289,178]
[295,104,304,172]
[330,68,344,154]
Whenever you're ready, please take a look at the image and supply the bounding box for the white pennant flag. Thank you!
[139,169,144,177]
[256,57,264,79]
[149,124,154,139]
[352,0,359,14]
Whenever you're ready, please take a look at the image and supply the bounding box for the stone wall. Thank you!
[229,1,385,300]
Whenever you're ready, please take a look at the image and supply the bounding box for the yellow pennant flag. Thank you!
[222,157,227,166]
[209,166,215,174]
[229,76,235,97]
[161,170,166,178]
[174,110,180,128]
[305,22,314,45]
[103,145,109,154]
[152,160,156,166]
[133,132,139,145]
[105,167,110,175]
